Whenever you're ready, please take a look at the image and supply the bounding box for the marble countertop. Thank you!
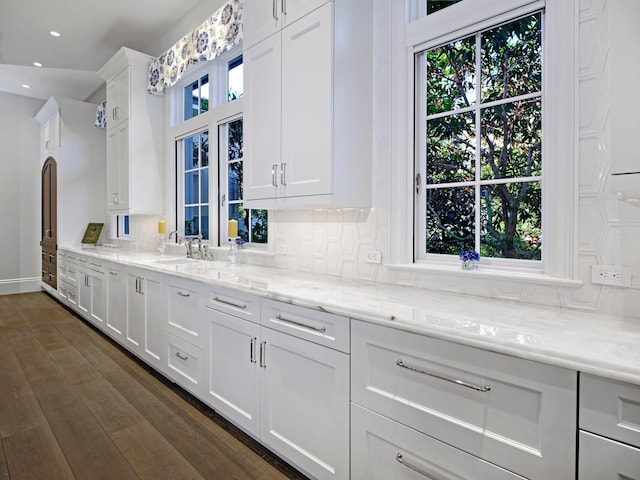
[61,246,640,385]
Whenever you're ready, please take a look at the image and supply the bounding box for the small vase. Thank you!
[461,260,477,270]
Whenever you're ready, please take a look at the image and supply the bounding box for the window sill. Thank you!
[386,263,583,288]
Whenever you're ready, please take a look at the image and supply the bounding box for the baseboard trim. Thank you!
[0,277,42,295]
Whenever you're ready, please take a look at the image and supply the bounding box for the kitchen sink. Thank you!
[151,258,197,266]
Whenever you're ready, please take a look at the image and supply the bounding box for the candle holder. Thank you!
[227,237,239,265]
[158,234,167,255]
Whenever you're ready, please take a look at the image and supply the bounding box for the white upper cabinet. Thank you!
[243,0,330,49]
[98,47,163,214]
[105,66,130,130]
[244,1,373,209]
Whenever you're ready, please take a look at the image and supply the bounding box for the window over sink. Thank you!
[170,49,268,247]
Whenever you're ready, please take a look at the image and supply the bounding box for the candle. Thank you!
[228,219,238,238]
[158,220,166,234]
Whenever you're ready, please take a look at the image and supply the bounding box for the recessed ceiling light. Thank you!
[33,62,43,67]
[50,31,61,37]
[22,84,31,89]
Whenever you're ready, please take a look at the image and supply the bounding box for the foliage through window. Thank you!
[228,56,243,101]
[223,118,268,244]
[419,12,542,262]
[184,74,209,121]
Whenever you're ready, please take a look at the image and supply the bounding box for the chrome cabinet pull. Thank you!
[396,359,490,392]
[91,262,102,268]
[175,352,189,361]
[213,296,247,310]
[78,258,87,263]
[272,0,278,19]
[275,314,326,333]
[250,337,257,363]
[260,341,266,368]
[282,0,287,15]
[177,291,190,297]
[395,454,438,480]
[272,164,278,186]
[280,162,287,186]
[138,278,144,295]
[110,271,118,276]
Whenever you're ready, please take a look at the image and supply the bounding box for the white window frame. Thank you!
[388,0,577,281]
[167,46,265,247]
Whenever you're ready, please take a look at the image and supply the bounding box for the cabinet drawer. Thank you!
[206,285,260,323]
[351,320,576,480]
[167,334,204,397]
[352,403,526,480]
[580,373,640,449]
[58,280,77,307]
[261,299,349,353]
[167,278,205,348]
[579,430,640,479]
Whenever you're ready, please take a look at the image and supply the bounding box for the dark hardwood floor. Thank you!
[0,292,308,480]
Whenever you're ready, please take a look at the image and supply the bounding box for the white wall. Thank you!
[0,92,45,294]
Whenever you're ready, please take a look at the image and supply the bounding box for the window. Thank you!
[228,55,243,101]
[184,74,209,121]
[113,214,129,238]
[390,0,575,278]
[171,49,268,247]
[220,118,268,243]
[417,13,542,264]
[176,130,209,239]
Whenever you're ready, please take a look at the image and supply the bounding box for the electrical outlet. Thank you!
[276,244,287,255]
[591,265,632,287]
[365,250,382,264]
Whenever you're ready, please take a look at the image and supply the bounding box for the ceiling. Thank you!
[0,0,204,101]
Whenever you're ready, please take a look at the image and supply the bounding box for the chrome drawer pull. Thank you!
[78,258,87,263]
[260,341,266,368]
[396,359,490,392]
[395,454,438,480]
[250,337,257,363]
[177,291,191,297]
[275,314,326,333]
[175,352,189,361]
[110,271,118,276]
[213,296,247,310]
[91,262,102,268]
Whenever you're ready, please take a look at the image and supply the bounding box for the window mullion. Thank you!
[474,31,482,254]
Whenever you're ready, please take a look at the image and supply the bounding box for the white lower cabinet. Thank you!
[579,431,640,479]
[352,403,526,480]
[578,373,640,479]
[105,262,126,342]
[351,320,577,480]
[205,298,350,480]
[125,268,166,370]
[76,258,106,329]
[167,333,205,397]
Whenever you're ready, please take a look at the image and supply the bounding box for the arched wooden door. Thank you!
[41,157,57,288]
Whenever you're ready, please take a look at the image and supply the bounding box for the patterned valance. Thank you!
[147,0,243,95]
[95,101,107,128]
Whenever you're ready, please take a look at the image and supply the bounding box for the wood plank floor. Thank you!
[0,292,308,480]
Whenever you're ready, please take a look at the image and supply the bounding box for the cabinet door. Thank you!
[243,0,281,49]
[206,309,261,434]
[106,66,130,129]
[106,122,130,211]
[352,404,527,480]
[106,266,126,339]
[126,273,145,354]
[281,4,333,199]
[143,274,165,369]
[281,0,330,27]
[260,327,349,480]
[89,272,106,328]
[244,34,282,202]
[579,431,640,479]
[77,269,91,318]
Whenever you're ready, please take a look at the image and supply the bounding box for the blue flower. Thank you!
[459,250,480,262]
[196,31,209,53]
